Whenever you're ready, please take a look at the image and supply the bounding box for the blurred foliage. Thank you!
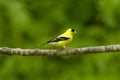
[0,0,120,80]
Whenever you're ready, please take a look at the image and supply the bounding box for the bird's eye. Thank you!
[71,29,75,32]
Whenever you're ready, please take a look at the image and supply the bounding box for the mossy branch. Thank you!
[0,44,120,56]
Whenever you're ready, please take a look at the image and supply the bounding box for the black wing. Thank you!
[46,37,70,44]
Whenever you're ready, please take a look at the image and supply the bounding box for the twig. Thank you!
[0,44,120,56]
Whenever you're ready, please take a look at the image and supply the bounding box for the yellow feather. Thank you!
[42,28,76,48]
[56,28,76,47]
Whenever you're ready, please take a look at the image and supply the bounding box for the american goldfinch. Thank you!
[42,28,76,48]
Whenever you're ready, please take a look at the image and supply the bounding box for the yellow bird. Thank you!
[42,28,76,48]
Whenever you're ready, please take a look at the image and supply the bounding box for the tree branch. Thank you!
[0,44,120,56]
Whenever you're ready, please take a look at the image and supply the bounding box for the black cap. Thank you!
[71,28,75,32]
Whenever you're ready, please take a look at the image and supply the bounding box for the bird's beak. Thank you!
[74,31,77,34]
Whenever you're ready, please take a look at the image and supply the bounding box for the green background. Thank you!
[0,0,120,80]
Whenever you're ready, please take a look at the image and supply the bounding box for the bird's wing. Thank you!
[46,36,70,44]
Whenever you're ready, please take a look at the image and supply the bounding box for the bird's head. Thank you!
[66,28,77,35]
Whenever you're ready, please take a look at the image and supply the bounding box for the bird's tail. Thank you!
[38,42,47,47]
